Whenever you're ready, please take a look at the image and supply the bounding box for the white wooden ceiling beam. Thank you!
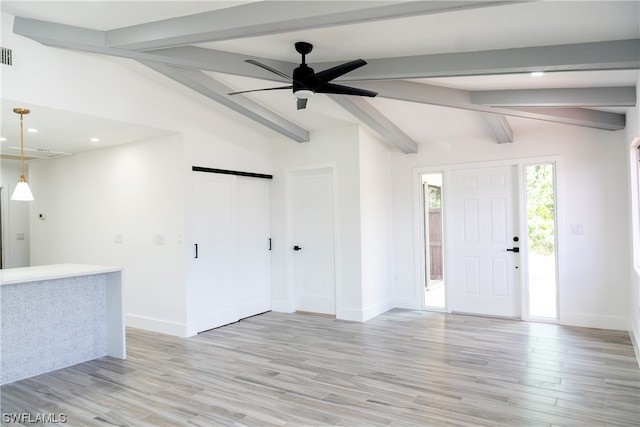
[139,61,310,143]
[352,81,626,131]
[328,95,418,154]
[483,114,514,144]
[330,39,640,81]
[106,1,525,51]
[472,87,637,107]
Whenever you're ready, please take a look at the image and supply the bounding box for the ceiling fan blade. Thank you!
[297,98,308,110]
[228,85,292,95]
[314,59,367,85]
[316,83,377,97]
[245,59,293,82]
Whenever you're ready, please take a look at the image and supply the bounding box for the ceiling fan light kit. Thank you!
[229,42,377,110]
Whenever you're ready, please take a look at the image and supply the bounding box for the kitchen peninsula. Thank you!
[0,264,125,385]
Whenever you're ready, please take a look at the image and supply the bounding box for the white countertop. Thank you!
[0,263,122,285]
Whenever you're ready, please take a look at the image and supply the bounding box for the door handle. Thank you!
[194,243,198,258]
[506,247,520,253]
[293,245,302,251]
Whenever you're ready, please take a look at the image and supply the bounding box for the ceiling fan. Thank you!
[229,42,377,110]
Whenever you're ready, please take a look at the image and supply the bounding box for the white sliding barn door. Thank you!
[290,169,336,315]
[192,172,271,333]
[236,177,271,319]
[192,173,238,332]
[448,165,520,318]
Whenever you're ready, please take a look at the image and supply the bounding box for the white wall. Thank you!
[626,79,640,361]
[269,125,396,322]
[29,135,187,333]
[0,160,30,268]
[358,128,395,320]
[392,120,632,330]
[271,126,365,320]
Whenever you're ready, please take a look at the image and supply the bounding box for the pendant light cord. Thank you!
[19,111,25,181]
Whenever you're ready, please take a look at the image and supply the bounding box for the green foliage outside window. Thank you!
[428,186,441,209]
[527,165,555,255]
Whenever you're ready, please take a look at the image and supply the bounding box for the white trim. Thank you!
[127,314,188,337]
[562,312,628,331]
[629,135,640,272]
[271,300,294,313]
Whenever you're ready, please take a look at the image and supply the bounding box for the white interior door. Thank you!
[236,177,271,319]
[192,173,239,332]
[291,169,336,315]
[448,165,520,317]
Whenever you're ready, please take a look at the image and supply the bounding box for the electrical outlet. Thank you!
[114,233,124,244]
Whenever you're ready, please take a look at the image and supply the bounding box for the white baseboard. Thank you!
[271,300,294,313]
[560,312,628,331]
[362,299,394,322]
[337,307,364,322]
[394,296,422,310]
[126,314,188,337]
[629,318,640,368]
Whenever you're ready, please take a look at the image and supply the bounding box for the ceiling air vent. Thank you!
[1,47,12,66]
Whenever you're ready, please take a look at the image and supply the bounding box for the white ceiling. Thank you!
[1,0,639,157]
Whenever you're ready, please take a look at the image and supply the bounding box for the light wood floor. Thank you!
[2,309,639,426]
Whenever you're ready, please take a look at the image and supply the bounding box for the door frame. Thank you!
[284,163,340,314]
[413,156,563,321]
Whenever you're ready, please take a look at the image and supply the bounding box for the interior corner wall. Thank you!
[626,79,640,362]
[28,135,188,335]
[271,126,364,321]
[391,121,631,330]
[0,160,30,268]
[2,10,276,336]
[358,128,395,320]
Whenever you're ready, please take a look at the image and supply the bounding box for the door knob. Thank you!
[506,247,520,253]
[293,245,302,251]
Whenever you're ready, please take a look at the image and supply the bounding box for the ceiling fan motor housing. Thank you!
[293,64,316,97]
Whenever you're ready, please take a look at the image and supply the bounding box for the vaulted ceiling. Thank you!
[1,0,639,156]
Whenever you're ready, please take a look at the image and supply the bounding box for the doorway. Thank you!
[289,167,336,315]
[422,173,445,308]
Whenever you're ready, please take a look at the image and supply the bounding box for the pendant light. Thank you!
[10,108,34,201]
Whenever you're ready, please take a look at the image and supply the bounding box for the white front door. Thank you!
[448,165,520,317]
[291,169,336,315]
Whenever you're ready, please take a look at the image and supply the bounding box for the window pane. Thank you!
[526,164,557,318]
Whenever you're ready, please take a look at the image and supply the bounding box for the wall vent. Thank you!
[1,47,12,66]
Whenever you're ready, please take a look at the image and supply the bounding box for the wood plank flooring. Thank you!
[1,309,639,426]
